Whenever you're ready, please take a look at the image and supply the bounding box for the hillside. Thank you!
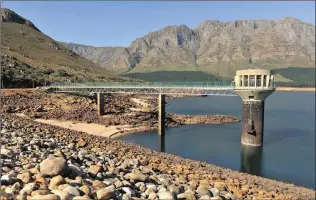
[273,67,315,87]
[1,8,130,88]
[64,17,315,80]
[122,71,230,82]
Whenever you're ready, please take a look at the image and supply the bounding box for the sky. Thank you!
[2,1,315,47]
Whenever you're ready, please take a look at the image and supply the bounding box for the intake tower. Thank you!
[234,69,276,146]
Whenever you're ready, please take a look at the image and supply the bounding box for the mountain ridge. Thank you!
[64,16,315,77]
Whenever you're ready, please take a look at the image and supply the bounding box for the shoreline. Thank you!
[2,113,315,200]
[275,87,315,91]
[14,113,240,140]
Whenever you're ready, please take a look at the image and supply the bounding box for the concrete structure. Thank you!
[240,145,263,176]
[234,69,275,146]
[97,93,105,115]
[158,94,166,152]
[48,75,275,148]
[47,82,236,96]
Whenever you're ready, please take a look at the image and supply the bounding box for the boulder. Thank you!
[40,157,67,176]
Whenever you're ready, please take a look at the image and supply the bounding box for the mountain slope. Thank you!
[61,42,130,72]
[65,17,315,77]
[1,8,130,88]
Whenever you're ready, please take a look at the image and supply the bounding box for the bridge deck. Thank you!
[45,82,237,96]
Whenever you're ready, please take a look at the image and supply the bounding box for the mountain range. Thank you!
[63,17,315,78]
[1,7,315,87]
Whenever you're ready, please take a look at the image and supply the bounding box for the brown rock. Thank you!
[77,137,87,147]
[88,165,103,176]
[92,180,105,188]
[35,177,48,185]
[39,157,67,176]
[17,171,32,183]
[213,182,226,192]
[96,185,115,200]
[79,185,90,196]
[30,194,59,200]
[31,189,50,196]
[49,175,65,190]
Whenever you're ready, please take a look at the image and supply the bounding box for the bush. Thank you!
[58,70,70,77]
[43,69,54,75]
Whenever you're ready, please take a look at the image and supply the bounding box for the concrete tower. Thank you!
[234,69,276,146]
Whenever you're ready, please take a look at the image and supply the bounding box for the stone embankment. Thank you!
[1,114,315,200]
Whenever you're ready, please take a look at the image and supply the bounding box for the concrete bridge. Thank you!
[46,69,276,148]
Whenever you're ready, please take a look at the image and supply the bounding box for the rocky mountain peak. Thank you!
[64,17,315,74]
[1,8,40,32]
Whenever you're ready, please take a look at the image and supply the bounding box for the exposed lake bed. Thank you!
[1,89,315,198]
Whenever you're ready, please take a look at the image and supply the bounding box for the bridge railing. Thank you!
[49,81,235,88]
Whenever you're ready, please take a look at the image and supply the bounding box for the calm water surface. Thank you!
[121,91,315,189]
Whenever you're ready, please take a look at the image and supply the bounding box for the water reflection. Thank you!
[158,134,165,152]
[240,145,263,176]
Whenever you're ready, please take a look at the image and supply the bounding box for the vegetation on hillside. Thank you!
[272,67,315,85]
[1,9,136,88]
[122,71,232,82]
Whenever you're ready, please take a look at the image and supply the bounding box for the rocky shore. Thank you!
[1,90,240,136]
[1,114,315,200]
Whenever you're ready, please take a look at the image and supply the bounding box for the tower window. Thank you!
[239,75,243,87]
[244,75,248,87]
[256,75,262,87]
[263,75,267,87]
[249,75,255,87]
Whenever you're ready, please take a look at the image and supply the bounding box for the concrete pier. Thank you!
[158,94,165,152]
[97,93,105,115]
[241,101,264,146]
[240,145,263,176]
[234,69,275,146]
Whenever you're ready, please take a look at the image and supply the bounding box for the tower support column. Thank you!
[97,93,105,115]
[241,100,264,146]
[158,94,165,152]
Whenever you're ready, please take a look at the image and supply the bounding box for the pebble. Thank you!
[17,171,32,183]
[30,194,59,200]
[79,185,91,196]
[1,174,14,185]
[96,185,115,200]
[158,191,174,200]
[210,188,220,197]
[31,189,50,196]
[63,185,80,196]
[52,189,74,200]
[129,171,148,182]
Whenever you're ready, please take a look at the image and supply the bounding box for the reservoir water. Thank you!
[120,91,315,189]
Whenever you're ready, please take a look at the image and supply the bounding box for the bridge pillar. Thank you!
[158,94,165,152]
[97,93,105,115]
[234,69,275,146]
